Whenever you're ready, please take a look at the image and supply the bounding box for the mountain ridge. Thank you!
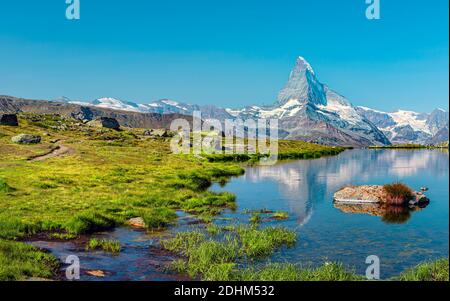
[2,57,448,146]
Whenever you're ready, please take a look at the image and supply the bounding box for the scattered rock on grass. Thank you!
[152,129,170,137]
[0,113,19,126]
[11,134,41,144]
[143,129,153,136]
[88,117,120,130]
[143,129,175,138]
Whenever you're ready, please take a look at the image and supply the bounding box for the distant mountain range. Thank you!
[0,96,192,129]
[356,107,449,145]
[55,57,447,146]
[2,57,448,146]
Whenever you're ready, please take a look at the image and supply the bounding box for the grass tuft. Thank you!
[65,212,117,234]
[86,238,121,253]
[237,262,363,281]
[206,224,221,236]
[398,258,449,281]
[0,240,59,280]
[237,226,296,258]
[272,211,289,220]
[161,231,206,254]
[249,213,261,224]
[141,207,177,230]
[383,182,415,205]
[48,233,77,240]
[0,179,14,193]
[161,225,297,279]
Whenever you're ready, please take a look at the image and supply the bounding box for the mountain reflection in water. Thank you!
[238,149,447,226]
[212,149,448,277]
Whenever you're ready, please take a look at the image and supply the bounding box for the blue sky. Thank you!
[0,0,448,112]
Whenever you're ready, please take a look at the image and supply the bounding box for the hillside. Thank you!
[0,95,192,129]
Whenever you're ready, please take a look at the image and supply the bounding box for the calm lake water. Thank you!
[212,149,449,278]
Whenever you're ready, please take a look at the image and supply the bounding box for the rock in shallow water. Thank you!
[333,184,428,206]
[86,270,106,277]
[127,217,146,228]
[333,185,385,203]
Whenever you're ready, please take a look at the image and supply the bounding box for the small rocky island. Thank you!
[333,183,429,207]
[333,183,430,224]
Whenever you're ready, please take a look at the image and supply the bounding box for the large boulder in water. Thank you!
[0,114,19,126]
[333,184,428,206]
[334,185,386,203]
[88,117,120,130]
[127,217,145,228]
[11,134,41,144]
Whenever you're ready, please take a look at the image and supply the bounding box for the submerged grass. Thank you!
[249,212,261,224]
[48,232,77,240]
[86,238,121,253]
[272,211,289,220]
[161,225,297,279]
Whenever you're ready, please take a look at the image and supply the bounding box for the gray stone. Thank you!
[88,117,120,130]
[11,134,41,144]
[416,195,430,206]
[127,217,145,228]
[0,114,19,126]
[143,129,153,136]
[152,129,170,137]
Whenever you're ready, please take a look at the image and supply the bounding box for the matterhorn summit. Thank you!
[277,56,327,106]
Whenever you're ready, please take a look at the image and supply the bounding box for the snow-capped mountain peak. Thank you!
[356,106,449,144]
[296,56,315,75]
[277,56,327,106]
[91,97,141,111]
[53,96,71,103]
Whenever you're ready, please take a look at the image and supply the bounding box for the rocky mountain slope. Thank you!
[0,96,191,129]
[356,107,449,144]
